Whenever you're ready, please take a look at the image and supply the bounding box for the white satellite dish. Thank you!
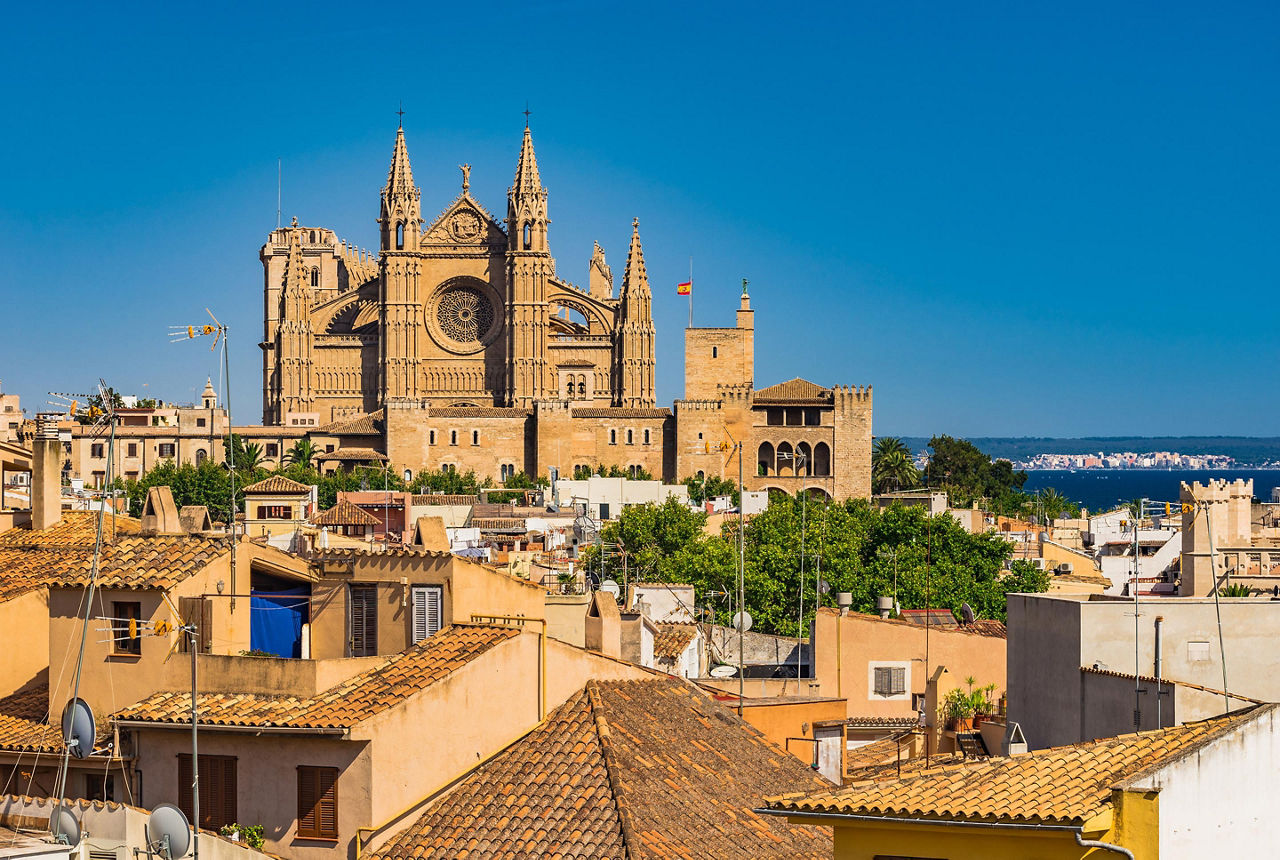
[61,697,95,760]
[147,803,192,860]
[732,611,752,633]
[709,664,738,678]
[599,579,620,598]
[50,805,81,847]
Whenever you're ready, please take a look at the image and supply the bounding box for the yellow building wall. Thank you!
[829,818,1104,860]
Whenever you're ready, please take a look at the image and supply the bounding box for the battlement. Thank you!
[674,399,726,413]
[1180,478,1254,502]
[386,398,433,412]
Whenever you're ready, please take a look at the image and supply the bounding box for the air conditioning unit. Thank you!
[1032,559,1047,571]
[1057,562,1074,574]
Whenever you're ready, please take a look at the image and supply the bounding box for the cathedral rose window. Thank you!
[436,286,496,344]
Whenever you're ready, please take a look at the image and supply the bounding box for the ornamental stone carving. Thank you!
[426,279,503,354]
[448,208,483,242]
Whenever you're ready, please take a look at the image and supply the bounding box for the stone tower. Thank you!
[505,124,554,408]
[379,126,426,401]
[276,223,315,419]
[615,219,656,408]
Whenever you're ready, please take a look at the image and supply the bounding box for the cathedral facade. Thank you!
[260,124,872,499]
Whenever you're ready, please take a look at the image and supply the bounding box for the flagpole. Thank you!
[688,257,693,328]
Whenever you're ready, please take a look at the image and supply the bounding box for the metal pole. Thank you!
[1203,499,1231,713]
[797,459,805,681]
[190,626,200,860]
[223,330,237,612]
[1133,499,1141,728]
[738,442,745,717]
[1154,615,1164,727]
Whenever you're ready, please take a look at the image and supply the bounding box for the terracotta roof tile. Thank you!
[0,685,60,754]
[847,716,920,730]
[315,447,388,462]
[372,677,831,860]
[242,475,313,494]
[653,623,698,659]
[310,499,380,527]
[433,407,531,418]
[0,511,141,549]
[115,625,519,730]
[768,710,1259,824]
[317,410,385,435]
[571,408,672,419]
[411,495,478,506]
[752,378,832,404]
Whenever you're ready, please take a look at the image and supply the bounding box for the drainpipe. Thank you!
[1075,831,1135,859]
[1154,615,1164,727]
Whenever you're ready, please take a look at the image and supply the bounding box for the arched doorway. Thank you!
[814,442,831,477]
[757,442,774,476]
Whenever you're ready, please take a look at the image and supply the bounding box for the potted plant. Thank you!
[938,688,976,732]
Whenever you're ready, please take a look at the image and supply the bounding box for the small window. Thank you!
[912,693,927,713]
[411,585,443,643]
[127,443,138,458]
[396,222,405,250]
[91,443,105,458]
[158,443,175,458]
[609,429,616,445]
[350,585,378,657]
[712,346,718,358]
[196,417,206,427]
[326,444,334,453]
[297,766,339,840]
[112,601,142,655]
[195,449,207,465]
[643,429,650,445]
[85,773,115,802]
[873,666,906,697]
[626,429,633,445]
[578,381,586,396]
[629,465,642,479]
[696,470,705,480]
[310,268,319,287]
[266,443,278,458]
[449,430,458,446]
[523,222,531,249]
[441,463,456,473]
[179,754,237,831]
[472,430,479,446]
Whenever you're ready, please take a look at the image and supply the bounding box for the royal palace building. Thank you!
[256,122,873,499]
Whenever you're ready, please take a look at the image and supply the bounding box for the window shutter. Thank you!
[178,755,193,822]
[221,756,237,829]
[351,586,377,656]
[873,667,889,696]
[411,586,443,644]
[297,767,338,839]
[317,768,337,838]
[297,768,317,837]
[891,667,906,696]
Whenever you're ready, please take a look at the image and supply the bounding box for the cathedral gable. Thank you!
[422,195,506,248]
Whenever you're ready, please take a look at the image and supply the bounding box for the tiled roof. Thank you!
[653,623,698,659]
[317,410,384,435]
[752,378,832,403]
[768,710,1259,825]
[0,535,228,600]
[472,518,526,531]
[847,716,920,729]
[827,608,1008,639]
[315,447,388,462]
[571,407,672,418]
[0,685,59,753]
[412,494,478,506]
[115,625,520,730]
[371,677,832,860]
[242,475,313,495]
[1080,666,1266,705]
[0,511,141,549]
[844,735,912,775]
[311,499,380,527]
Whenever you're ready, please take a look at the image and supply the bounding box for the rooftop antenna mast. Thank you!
[170,311,237,609]
[277,159,282,230]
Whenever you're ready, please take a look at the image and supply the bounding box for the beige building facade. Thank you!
[256,122,874,498]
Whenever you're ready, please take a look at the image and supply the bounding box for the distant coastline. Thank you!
[1021,469,1280,511]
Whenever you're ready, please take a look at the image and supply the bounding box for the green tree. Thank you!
[682,474,739,506]
[406,467,483,496]
[924,435,1027,508]
[872,437,920,494]
[117,460,240,520]
[284,439,318,469]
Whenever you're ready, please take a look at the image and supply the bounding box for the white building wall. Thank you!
[1127,705,1280,857]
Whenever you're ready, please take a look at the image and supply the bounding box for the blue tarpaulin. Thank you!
[250,587,309,658]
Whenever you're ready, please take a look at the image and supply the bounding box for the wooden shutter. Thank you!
[890,667,906,695]
[350,586,377,657]
[178,754,193,822]
[411,586,443,644]
[873,667,890,696]
[178,598,212,653]
[297,767,338,839]
[179,754,236,830]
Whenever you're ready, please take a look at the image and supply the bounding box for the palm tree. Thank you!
[284,438,318,469]
[238,441,265,472]
[872,438,920,494]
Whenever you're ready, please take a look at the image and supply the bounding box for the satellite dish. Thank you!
[61,697,95,759]
[732,611,752,633]
[818,579,831,595]
[599,579,620,598]
[49,806,81,847]
[147,803,192,860]
[709,664,738,678]
[960,602,976,625]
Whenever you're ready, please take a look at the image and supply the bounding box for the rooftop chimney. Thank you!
[31,413,63,531]
[140,486,183,535]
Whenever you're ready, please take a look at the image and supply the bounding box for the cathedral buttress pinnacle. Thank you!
[507,125,549,253]
[616,218,656,408]
[379,127,422,252]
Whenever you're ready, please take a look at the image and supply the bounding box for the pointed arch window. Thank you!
[523,223,532,250]
[396,222,405,250]
[310,268,319,288]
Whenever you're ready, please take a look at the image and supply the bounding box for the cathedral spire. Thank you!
[621,218,651,299]
[507,124,549,253]
[379,126,422,252]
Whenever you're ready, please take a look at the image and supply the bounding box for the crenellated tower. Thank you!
[505,124,554,407]
[378,125,426,401]
[614,219,656,407]
[276,222,315,419]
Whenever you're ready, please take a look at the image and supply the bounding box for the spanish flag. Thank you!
[676,281,692,296]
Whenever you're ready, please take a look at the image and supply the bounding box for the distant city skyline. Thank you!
[1,1,1277,436]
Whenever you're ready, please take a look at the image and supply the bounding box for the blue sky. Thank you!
[1,1,1276,438]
